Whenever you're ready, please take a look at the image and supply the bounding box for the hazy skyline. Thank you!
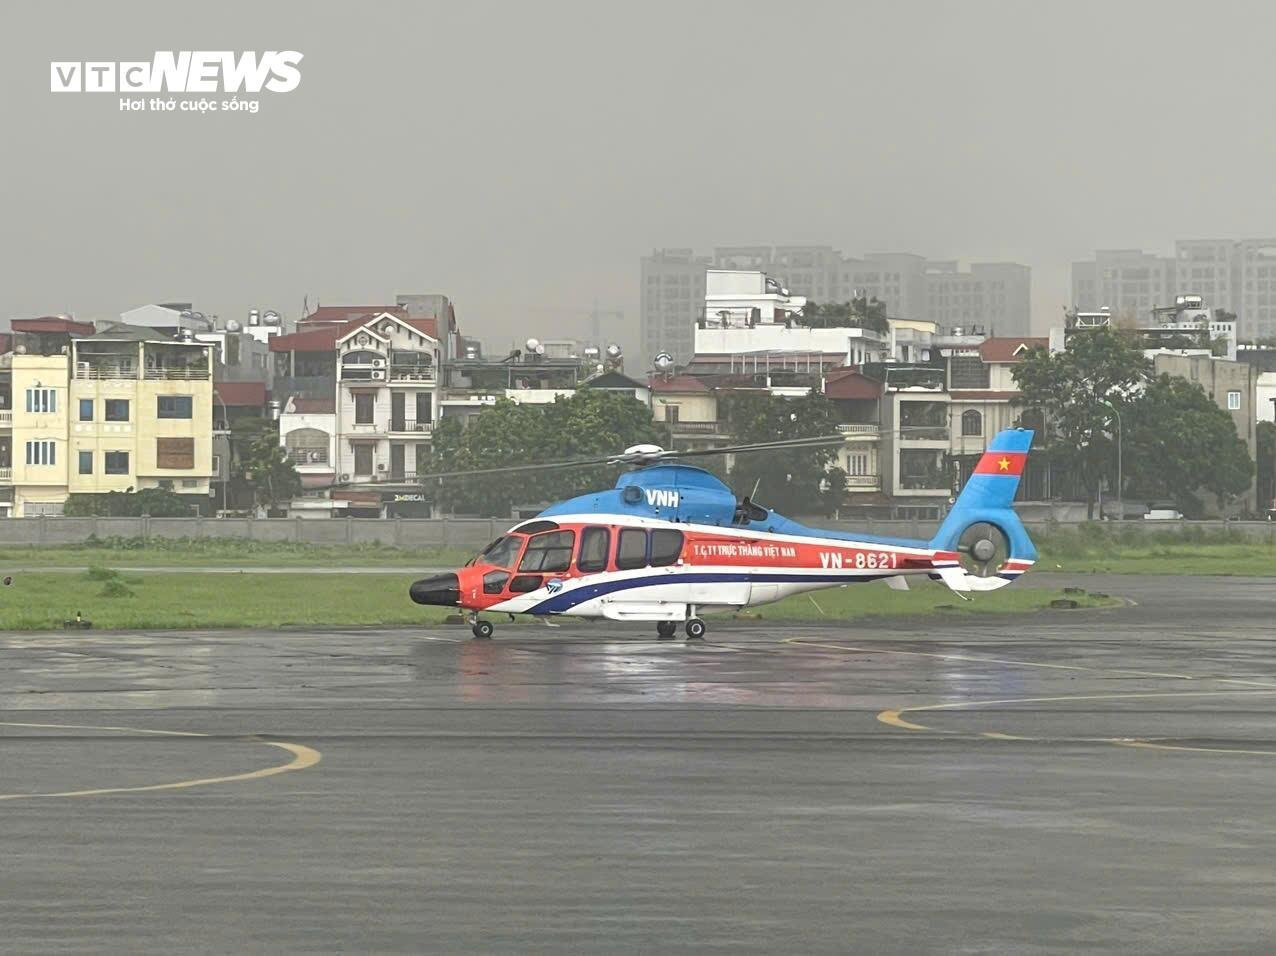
[6,0,1276,359]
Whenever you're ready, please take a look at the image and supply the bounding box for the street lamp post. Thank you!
[213,389,228,517]
[1101,399,1122,521]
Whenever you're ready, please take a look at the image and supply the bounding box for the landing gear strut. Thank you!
[468,611,494,640]
[656,621,677,641]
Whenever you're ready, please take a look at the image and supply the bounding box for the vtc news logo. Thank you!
[50,51,303,93]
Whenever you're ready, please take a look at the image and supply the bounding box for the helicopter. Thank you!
[409,428,1037,640]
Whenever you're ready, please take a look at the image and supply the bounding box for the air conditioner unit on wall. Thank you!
[372,358,386,367]
[370,370,385,380]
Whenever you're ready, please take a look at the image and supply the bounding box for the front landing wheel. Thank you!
[471,620,494,640]
[685,618,707,641]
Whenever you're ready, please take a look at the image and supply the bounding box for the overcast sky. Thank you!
[5,0,1276,355]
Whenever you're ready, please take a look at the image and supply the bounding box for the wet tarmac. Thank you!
[1,573,1274,953]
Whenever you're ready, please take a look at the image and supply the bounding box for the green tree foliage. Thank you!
[232,417,301,512]
[428,390,668,517]
[1259,421,1276,511]
[64,487,194,517]
[803,295,889,334]
[718,390,846,516]
[1012,328,1150,517]
[1123,375,1253,516]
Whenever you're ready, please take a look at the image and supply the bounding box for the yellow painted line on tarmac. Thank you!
[0,721,321,801]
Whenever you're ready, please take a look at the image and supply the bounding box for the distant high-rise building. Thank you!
[925,261,1032,335]
[641,249,710,366]
[641,245,1032,368]
[1071,249,1176,319]
[1073,240,1276,340]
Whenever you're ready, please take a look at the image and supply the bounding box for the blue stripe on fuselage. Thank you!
[523,570,889,614]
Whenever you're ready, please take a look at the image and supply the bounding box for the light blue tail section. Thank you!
[930,429,1037,563]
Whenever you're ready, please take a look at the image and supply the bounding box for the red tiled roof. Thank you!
[271,314,438,352]
[978,337,1048,363]
[824,370,883,400]
[11,317,96,336]
[648,374,709,393]
[949,390,1020,401]
[300,305,407,325]
[213,381,267,406]
[287,397,336,414]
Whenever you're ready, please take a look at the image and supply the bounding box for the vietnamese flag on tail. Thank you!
[973,450,1027,476]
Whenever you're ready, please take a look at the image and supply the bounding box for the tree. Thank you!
[718,390,846,516]
[64,487,193,517]
[429,390,668,517]
[232,418,301,513]
[1255,421,1274,512]
[803,296,889,334]
[1012,327,1151,518]
[1123,374,1253,516]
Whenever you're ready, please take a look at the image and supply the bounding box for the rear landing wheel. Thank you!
[656,621,677,641]
[471,620,494,640]
[685,618,706,641]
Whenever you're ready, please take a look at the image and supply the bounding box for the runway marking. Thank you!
[783,639,1276,758]
[0,722,321,801]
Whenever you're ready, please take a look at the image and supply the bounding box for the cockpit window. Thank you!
[477,535,523,570]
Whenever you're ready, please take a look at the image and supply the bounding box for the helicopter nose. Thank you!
[409,572,460,607]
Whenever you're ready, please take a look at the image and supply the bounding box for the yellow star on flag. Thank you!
[997,457,1011,472]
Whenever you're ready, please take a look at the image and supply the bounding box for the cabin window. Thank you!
[518,530,576,573]
[483,570,510,594]
[615,528,648,570]
[649,529,684,567]
[509,574,543,593]
[577,527,610,573]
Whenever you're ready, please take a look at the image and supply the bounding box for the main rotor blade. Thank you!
[329,433,847,488]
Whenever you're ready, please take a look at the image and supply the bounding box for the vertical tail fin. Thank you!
[930,429,1036,590]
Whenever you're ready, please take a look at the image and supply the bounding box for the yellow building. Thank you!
[68,326,214,503]
[9,353,72,516]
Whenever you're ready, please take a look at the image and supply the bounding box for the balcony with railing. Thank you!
[898,400,950,442]
[836,422,879,437]
[670,420,725,435]
[845,474,880,490]
[389,418,434,436]
[0,409,12,427]
[388,351,436,383]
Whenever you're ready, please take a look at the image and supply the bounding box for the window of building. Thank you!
[157,395,193,419]
[286,427,329,464]
[961,409,983,437]
[158,479,174,490]
[25,440,56,466]
[157,437,194,469]
[105,451,129,475]
[354,392,375,424]
[104,399,130,422]
[78,450,92,475]
[211,454,221,475]
[664,404,680,424]
[181,479,199,488]
[78,398,94,422]
[615,528,648,570]
[518,530,576,573]
[1227,390,1241,410]
[649,529,684,567]
[576,527,610,573]
[353,443,374,476]
[25,388,56,414]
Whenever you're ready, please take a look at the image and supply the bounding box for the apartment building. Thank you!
[1073,240,1276,341]
[69,324,214,504]
[271,309,443,515]
[642,246,1032,369]
[0,318,214,515]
